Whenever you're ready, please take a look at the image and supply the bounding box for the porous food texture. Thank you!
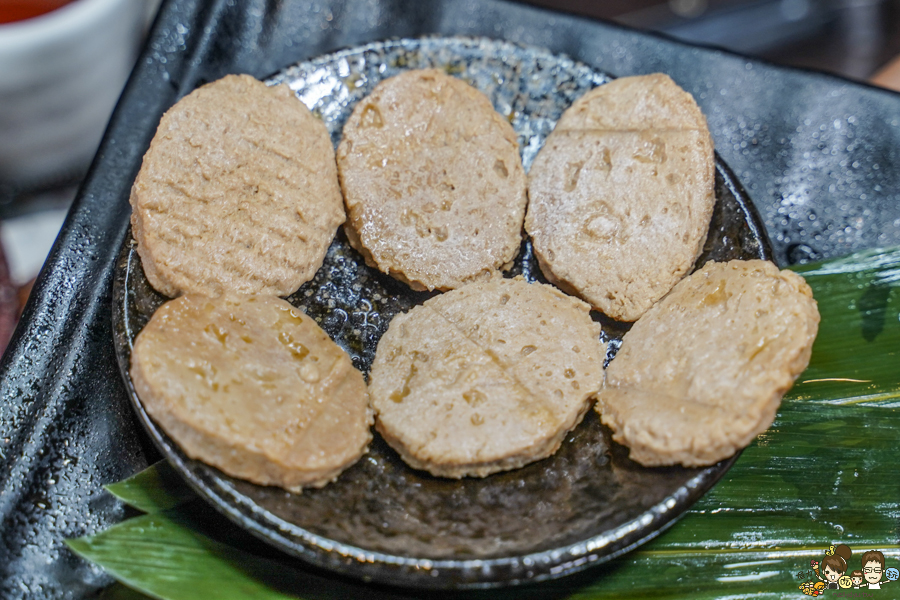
[130,294,373,491]
[131,74,345,298]
[369,277,606,478]
[526,73,716,321]
[595,259,820,467]
[337,69,528,291]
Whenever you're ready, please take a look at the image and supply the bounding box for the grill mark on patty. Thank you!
[422,305,559,426]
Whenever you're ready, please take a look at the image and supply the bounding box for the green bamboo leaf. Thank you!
[105,460,195,514]
[65,511,400,600]
[589,247,900,597]
[75,247,900,599]
[790,247,900,406]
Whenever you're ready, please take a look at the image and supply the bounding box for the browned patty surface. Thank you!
[337,69,527,291]
[131,74,345,298]
[526,73,715,321]
[369,277,605,478]
[595,260,819,467]
[130,295,372,491]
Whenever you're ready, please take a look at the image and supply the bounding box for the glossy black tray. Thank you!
[4,1,900,598]
[112,37,768,589]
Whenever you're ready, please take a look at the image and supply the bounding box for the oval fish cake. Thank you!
[526,73,715,321]
[131,74,345,298]
[130,295,373,491]
[595,259,820,467]
[369,277,605,478]
[336,69,527,291]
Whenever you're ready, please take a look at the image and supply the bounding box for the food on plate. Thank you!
[595,259,819,467]
[526,73,715,322]
[336,68,527,292]
[130,294,373,491]
[368,276,605,478]
[130,74,344,298]
[128,60,785,487]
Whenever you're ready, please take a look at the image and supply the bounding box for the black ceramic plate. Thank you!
[112,37,771,589]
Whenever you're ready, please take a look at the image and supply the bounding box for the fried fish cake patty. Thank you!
[369,277,605,478]
[526,73,715,321]
[130,295,372,491]
[131,74,345,298]
[595,259,819,467]
[337,69,527,291]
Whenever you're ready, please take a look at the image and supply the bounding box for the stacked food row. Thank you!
[129,69,819,493]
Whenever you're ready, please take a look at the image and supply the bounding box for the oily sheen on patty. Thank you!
[131,74,345,298]
[337,69,527,291]
[595,260,819,467]
[130,295,372,491]
[369,277,605,478]
[526,74,716,321]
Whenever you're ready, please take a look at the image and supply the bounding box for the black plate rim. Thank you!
[111,36,773,590]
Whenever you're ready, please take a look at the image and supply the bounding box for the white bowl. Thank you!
[0,0,149,187]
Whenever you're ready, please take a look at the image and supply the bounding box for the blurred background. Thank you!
[2,0,900,354]
[530,0,900,79]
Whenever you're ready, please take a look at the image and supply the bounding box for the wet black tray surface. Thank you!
[3,1,900,598]
[112,37,768,588]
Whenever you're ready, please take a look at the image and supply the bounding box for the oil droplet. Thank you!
[360,103,383,128]
[700,280,729,307]
[278,331,309,360]
[390,363,417,403]
[564,161,583,191]
[597,147,612,173]
[564,368,575,378]
[278,306,303,324]
[463,389,486,407]
[300,363,320,383]
[204,323,228,345]
[633,136,666,163]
